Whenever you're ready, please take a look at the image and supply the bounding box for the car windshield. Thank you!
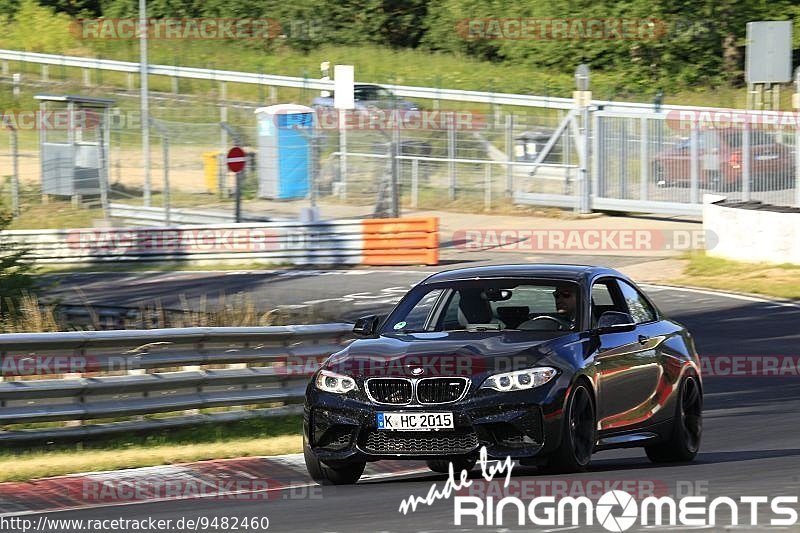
[355,86,394,100]
[382,280,582,334]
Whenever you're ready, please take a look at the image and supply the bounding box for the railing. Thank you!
[0,324,352,442]
[108,203,276,225]
[0,48,719,113]
[1,217,439,266]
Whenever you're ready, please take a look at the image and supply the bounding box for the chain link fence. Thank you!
[2,68,799,222]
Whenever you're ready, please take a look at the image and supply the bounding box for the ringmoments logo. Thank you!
[452,489,799,529]
[398,450,799,530]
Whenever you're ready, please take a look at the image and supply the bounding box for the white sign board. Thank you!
[746,21,792,84]
[334,65,355,110]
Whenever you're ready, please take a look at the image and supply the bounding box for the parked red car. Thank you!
[652,129,795,190]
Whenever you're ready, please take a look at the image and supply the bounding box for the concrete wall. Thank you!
[703,194,800,265]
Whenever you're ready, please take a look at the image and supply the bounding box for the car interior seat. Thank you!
[457,289,504,328]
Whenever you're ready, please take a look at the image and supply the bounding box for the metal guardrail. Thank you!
[108,203,276,225]
[1,217,439,266]
[0,48,726,113]
[0,324,352,442]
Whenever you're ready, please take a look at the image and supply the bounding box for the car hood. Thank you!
[323,331,565,379]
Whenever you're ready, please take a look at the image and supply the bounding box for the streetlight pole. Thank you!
[574,64,591,214]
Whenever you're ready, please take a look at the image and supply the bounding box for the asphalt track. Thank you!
[39,255,657,322]
[19,266,800,532]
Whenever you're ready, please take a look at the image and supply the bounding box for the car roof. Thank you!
[420,264,622,285]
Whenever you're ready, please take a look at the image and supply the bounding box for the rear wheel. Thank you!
[426,455,477,474]
[544,382,595,473]
[303,437,366,485]
[646,376,702,463]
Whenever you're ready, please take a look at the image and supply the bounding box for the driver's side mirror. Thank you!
[353,314,384,336]
[593,311,636,334]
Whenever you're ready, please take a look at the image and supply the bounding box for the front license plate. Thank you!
[755,154,779,160]
[377,412,454,431]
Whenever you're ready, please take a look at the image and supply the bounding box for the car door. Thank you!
[591,278,661,432]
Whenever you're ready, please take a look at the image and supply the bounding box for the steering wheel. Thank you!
[527,315,573,330]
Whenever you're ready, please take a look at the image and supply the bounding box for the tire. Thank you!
[544,382,596,473]
[303,437,366,485]
[645,376,702,463]
[426,455,477,474]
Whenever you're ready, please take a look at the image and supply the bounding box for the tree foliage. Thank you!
[0,211,35,312]
[9,0,800,90]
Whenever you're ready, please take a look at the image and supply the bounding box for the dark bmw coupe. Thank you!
[303,265,703,484]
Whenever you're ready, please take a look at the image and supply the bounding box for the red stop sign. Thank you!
[226,146,247,173]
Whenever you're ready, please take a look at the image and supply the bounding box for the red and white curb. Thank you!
[0,454,430,517]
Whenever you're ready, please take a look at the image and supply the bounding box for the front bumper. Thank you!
[304,380,567,463]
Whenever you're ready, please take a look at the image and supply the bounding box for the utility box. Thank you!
[254,104,314,199]
[34,94,114,198]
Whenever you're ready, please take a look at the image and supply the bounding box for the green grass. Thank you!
[0,414,303,482]
[672,253,800,300]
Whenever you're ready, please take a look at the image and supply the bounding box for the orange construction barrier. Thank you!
[361,217,439,266]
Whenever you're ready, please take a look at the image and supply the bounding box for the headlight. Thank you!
[315,369,357,394]
[480,367,558,392]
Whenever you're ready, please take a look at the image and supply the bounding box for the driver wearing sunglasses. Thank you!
[552,286,577,324]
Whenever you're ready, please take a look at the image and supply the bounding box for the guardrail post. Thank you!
[127,73,134,91]
[41,65,48,82]
[1,61,8,76]
[82,68,91,87]
[12,73,20,98]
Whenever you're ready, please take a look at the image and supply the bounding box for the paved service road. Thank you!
[22,281,800,533]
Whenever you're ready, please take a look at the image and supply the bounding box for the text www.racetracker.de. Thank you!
[1,515,270,531]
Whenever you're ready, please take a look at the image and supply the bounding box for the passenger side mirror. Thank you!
[594,311,636,334]
[353,315,383,336]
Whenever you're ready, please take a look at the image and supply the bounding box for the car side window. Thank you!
[616,280,657,324]
[590,280,623,327]
[396,289,444,331]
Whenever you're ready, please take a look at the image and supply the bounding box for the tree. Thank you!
[0,210,35,314]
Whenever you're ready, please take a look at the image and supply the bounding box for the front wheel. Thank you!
[544,382,595,473]
[304,438,366,485]
[645,376,702,463]
[426,455,477,474]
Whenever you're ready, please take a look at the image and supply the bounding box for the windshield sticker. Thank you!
[393,321,407,330]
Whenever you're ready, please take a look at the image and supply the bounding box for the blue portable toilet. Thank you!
[255,104,314,199]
